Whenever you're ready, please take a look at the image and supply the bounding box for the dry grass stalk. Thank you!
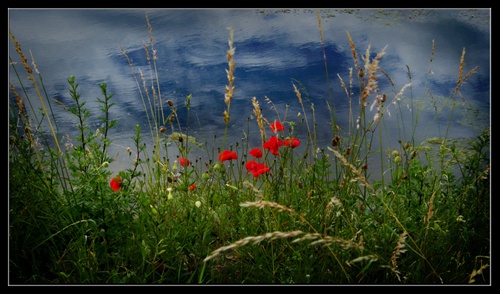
[292,83,312,144]
[291,232,364,251]
[348,67,354,128]
[29,50,40,75]
[428,39,435,74]
[337,73,349,97]
[240,201,297,215]
[316,10,327,64]
[379,83,411,119]
[251,97,266,145]
[10,30,32,75]
[242,180,264,199]
[203,230,304,262]
[326,196,343,218]
[223,27,236,125]
[328,147,373,191]
[120,46,157,142]
[346,31,359,70]
[146,13,154,49]
[393,83,412,105]
[240,200,315,231]
[143,42,151,63]
[453,47,479,96]
[10,83,26,117]
[360,45,387,106]
[379,68,394,87]
[138,67,157,136]
[390,230,408,282]
[424,190,436,225]
[144,14,164,125]
[292,83,303,105]
[10,30,61,154]
[347,254,378,266]
[468,262,489,284]
[455,48,466,94]
[51,98,68,111]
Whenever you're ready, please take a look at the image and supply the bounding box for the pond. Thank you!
[9,8,490,179]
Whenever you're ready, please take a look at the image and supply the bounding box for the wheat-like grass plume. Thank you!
[361,45,387,107]
[337,73,349,98]
[251,97,266,145]
[292,83,313,146]
[291,232,363,250]
[424,190,436,225]
[390,231,408,282]
[223,27,236,125]
[240,200,297,214]
[328,146,373,191]
[455,47,466,94]
[453,47,478,97]
[9,30,62,155]
[10,83,27,117]
[346,31,359,71]
[203,230,304,262]
[10,30,32,75]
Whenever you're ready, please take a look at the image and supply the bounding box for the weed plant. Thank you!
[8,12,490,284]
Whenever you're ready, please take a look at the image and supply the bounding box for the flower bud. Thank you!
[225,183,238,191]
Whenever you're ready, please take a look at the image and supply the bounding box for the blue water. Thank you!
[9,9,490,178]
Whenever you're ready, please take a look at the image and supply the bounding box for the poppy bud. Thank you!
[358,68,364,78]
[167,187,173,200]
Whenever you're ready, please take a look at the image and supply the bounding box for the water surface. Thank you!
[9,8,490,178]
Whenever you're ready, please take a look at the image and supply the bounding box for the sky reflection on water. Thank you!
[9,8,490,178]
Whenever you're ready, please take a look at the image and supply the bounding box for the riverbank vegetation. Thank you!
[9,12,489,284]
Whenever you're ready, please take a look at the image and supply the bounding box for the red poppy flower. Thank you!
[179,157,190,167]
[245,160,258,172]
[263,136,282,156]
[218,150,238,162]
[189,183,196,191]
[284,137,301,148]
[110,175,122,192]
[249,147,263,158]
[270,121,285,133]
[245,160,270,178]
[254,163,270,177]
